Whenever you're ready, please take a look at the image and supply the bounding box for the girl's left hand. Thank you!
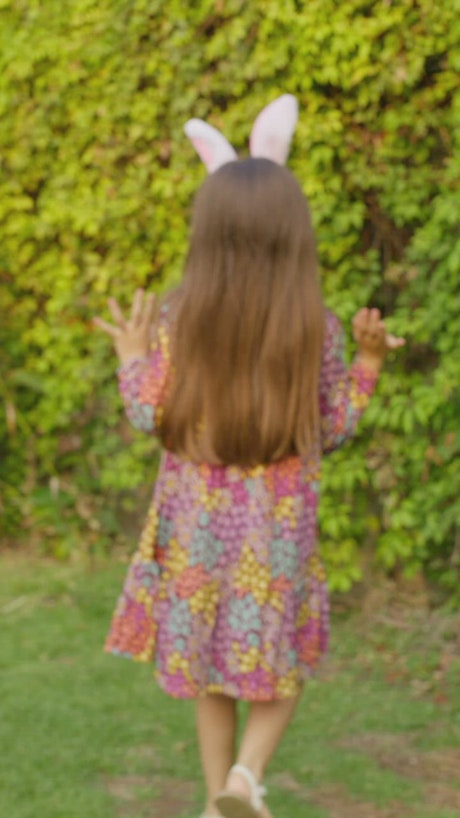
[93,289,156,365]
[352,307,405,369]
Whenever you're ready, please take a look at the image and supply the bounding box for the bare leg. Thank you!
[223,693,303,818]
[196,693,238,816]
[237,693,301,778]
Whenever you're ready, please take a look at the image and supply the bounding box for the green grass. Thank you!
[1,555,459,818]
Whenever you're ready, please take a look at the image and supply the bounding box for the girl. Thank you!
[94,96,404,818]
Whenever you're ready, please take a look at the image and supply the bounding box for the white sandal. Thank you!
[215,764,267,818]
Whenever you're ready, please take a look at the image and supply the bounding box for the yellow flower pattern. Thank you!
[105,310,378,700]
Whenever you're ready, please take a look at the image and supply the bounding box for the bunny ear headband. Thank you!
[184,94,298,173]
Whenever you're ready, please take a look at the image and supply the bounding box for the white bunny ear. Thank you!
[184,118,237,173]
[249,94,299,165]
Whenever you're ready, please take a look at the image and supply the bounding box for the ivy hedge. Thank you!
[1,0,459,595]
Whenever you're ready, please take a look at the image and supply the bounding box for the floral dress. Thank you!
[105,309,377,700]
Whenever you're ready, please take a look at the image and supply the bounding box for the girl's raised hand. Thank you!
[352,307,405,370]
[93,289,156,365]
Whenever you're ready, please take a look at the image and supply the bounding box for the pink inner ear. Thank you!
[184,118,237,173]
[191,138,214,168]
[250,94,299,165]
[251,131,283,161]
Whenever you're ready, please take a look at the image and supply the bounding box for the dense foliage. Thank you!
[1,0,459,595]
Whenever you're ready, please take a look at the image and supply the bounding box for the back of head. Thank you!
[191,158,311,263]
[162,158,325,465]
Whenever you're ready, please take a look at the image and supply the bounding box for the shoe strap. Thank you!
[229,764,266,809]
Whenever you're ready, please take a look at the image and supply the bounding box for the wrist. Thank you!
[355,351,385,373]
[117,351,149,367]
[115,341,150,366]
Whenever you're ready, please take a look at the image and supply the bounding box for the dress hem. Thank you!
[104,645,325,701]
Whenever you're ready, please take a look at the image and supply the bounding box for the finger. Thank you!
[367,308,381,330]
[352,307,368,324]
[141,292,156,328]
[386,334,406,349]
[130,288,144,325]
[108,298,126,327]
[93,316,120,338]
[354,309,375,338]
[352,308,368,333]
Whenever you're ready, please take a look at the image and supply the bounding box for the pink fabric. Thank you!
[105,310,378,700]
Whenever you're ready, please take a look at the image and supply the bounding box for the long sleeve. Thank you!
[319,310,379,454]
[117,315,170,434]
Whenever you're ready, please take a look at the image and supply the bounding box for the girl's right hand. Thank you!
[93,289,156,366]
[352,307,405,371]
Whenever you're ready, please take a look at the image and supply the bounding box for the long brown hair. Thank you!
[161,158,325,465]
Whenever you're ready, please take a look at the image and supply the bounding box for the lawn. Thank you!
[1,554,459,818]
